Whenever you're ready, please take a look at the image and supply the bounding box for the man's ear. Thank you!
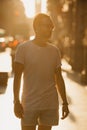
[35,26,41,33]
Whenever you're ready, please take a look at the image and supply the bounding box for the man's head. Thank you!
[33,13,54,40]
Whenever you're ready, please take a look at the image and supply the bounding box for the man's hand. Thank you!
[14,101,24,118]
[61,104,69,119]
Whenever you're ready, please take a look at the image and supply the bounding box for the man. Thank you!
[13,13,69,130]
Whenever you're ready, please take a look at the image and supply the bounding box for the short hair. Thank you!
[33,13,54,30]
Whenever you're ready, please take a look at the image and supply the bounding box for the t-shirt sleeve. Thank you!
[14,44,25,65]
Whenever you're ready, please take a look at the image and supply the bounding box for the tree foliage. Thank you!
[47,0,63,14]
[0,0,28,35]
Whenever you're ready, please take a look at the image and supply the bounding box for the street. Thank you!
[0,52,87,130]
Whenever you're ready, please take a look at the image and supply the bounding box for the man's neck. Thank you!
[33,37,48,47]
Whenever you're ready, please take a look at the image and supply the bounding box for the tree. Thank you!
[47,0,65,56]
[0,0,28,36]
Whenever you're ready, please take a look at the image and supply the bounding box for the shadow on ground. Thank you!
[62,69,87,87]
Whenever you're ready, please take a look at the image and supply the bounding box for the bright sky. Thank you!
[21,0,47,18]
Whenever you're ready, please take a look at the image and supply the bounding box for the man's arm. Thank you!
[13,62,24,102]
[55,67,69,119]
[13,62,24,118]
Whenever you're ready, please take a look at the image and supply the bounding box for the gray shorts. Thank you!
[21,109,59,126]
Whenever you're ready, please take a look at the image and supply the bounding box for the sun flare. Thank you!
[21,0,47,18]
[21,0,35,18]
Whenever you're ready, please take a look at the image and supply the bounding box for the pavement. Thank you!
[0,56,87,130]
[53,59,87,130]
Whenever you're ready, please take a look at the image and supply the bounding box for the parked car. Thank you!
[0,47,12,94]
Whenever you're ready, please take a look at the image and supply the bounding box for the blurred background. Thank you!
[0,0,87,83]
[0,0,87,130]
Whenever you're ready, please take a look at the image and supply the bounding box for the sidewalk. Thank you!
[61,59,83,85]
[53,59,87,130]
[0,58,87,130]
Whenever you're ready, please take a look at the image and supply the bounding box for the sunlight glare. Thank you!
[21,0,35,18]
[41,0,47,13]
[21,0,47,18]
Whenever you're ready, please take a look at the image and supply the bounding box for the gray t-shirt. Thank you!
[15,40,61,110]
